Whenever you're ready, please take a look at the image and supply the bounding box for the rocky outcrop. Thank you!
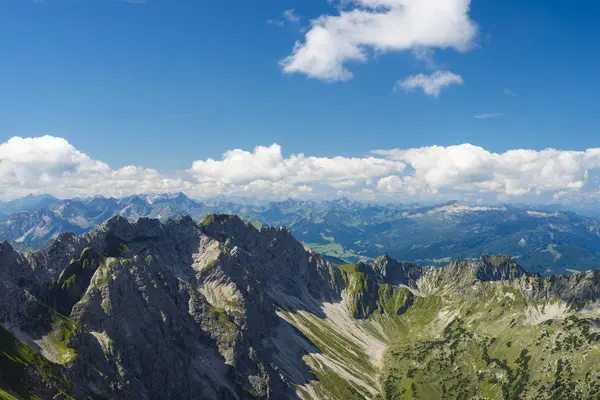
[371,254,423,286]
[0,241,30,284]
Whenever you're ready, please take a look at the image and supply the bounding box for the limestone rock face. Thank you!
[0,215,350,399]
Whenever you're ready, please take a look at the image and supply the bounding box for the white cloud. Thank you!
[283,9,300,24]
[3,136,600,204]
[268,9,300,27]
[374,144,600,198]
[281,0,477,81]
[329,180,360,189]
[473,113,503,119]
[188,143,406,184]
[412,47,438,70]
[504,88,519,96]
[395,71,463,97]
[0,136,109,186]
[336,188,377,201]
[0,136,191,200]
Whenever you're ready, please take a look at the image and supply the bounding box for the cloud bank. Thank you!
[0,136,192,201]
[2,136,600,203]
[281,0,477,81]
[189,144,405,184]
[374,144,600,198]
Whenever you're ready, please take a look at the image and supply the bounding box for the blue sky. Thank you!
[1,0,599,167]
[1,0,600,202]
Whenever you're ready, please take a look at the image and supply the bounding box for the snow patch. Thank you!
[429,204,506,215]
[526,211,558,218]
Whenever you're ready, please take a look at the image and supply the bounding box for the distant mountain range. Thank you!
[1,193,600,275]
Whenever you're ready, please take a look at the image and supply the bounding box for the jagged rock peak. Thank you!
[200,214,248,239]
[173,214,196,225]
[477,254,531,281]
[0,240,21,267]
[0,240,31,285]
[200,213,240,225]
[373,253,394,265]
[99,215,163,241]
[100,214,132,234]
[260,224,290,234]
[371,254,423,286]
[200,214,294,250]
[443,254,531,283]
[54,231,79,243]
[0,240,14,253]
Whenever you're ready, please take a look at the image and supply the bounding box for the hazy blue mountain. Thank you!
[256,200,600,275]
[1,194,599,274]
[0,194,59,214]
[0,208,87,249]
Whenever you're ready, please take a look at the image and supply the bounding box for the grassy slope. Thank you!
[280,268,600,400]
[0,326,74,400]
[376,281,600,399]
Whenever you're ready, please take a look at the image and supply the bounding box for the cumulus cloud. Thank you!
[373,144,600,197]
[2,136,600,204]
[0,136,190,200]
[395,71,463,97]
[0,136,108,184]
[188,143,406,184]
[281,0,477,81]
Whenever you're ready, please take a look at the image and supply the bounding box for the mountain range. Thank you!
[2,214,600,398]
[1,194,600,275]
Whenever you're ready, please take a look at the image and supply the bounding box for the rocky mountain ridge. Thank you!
[2,214,600,398]
[1,194,599,275]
